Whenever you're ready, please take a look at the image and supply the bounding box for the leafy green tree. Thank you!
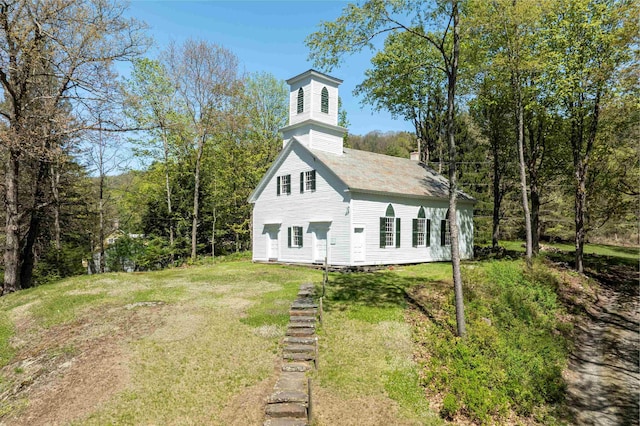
[164,39,243,261]
[354,29,446,165]
[540,0,638,272]
[0,0,147,294]
[307,0,467,337]
[126,58,183,252]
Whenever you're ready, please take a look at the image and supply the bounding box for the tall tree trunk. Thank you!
[573,91,600,273]
[99,173,105,273]
[491,134,502,249]
[191,139,204,261]
[19,159,50,289]
[3,150,21,295]
[162,129,174,250]
[530,182,540,255]
[513,74,533,266]
[50,162,61,251]
[447,0,465,338]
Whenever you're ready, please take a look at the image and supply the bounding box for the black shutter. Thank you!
[412,219,418,247]
[311,170,316,191]
[379,217,385,248]
[286,174,291,194]
[288,227,292,247]
[426,219,431,247]
[277,176,281,196]
[298,227,303,247]
[395,218,401,248]
[441,220,446,246]
[300,172,304,193]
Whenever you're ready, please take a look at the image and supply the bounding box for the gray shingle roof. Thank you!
[311,147,475,202]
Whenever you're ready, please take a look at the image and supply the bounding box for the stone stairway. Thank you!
[264,283,318,426]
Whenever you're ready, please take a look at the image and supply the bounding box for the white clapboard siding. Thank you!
[252,143,351,264]
[349,193,474,265]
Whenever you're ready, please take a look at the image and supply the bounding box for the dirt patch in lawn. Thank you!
[218,361,280,425]
[311,386,422,426]
[0,303,167,425]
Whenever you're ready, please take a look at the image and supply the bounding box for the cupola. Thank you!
[280,69,347,155]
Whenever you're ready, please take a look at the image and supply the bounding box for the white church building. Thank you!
[248,69,475,266]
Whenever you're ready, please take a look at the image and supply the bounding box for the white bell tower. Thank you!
[280,69,347,155]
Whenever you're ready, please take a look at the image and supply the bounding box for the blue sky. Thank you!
[125,1,414,136]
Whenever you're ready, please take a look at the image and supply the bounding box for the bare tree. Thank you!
[164,39,242,261]
[0,0,147,294]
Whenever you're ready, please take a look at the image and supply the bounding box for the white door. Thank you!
[313,228,327,263]
[353,227,366,262]
[268,230,279,260]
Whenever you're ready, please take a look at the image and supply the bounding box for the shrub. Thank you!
[414,260,569,424]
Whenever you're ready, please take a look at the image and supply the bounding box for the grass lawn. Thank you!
[0,242,632,425]
[0,258,441,425]
[0,261,321,425]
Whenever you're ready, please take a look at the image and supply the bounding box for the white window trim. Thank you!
[415,218,426,248]
[384,217,395,248]
[292,226,303,248]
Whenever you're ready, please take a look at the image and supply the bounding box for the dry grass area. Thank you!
[0,261,320,425]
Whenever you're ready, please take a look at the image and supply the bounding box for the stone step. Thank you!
[300,282,315,291]
[286,327,315,337]
[284,336,316,345]
[289,321,315,329]
[289,316,315,323]
[275,372,307,391]
[264,418,307,426]
[283,344,315,354]
[265,402,307,419]
[291,301,318,310]
[267,390,308,404]
[283,352,315,361]
[297,290,314,297]
[289,309,317,317]
[282,361,312,372]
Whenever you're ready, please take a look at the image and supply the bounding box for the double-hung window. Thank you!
[300,170,316,193]
[413,207,431,247]
[379,204,400,248]
[288,226,303,248]
[441,214,451,246]
[277,174,291,196]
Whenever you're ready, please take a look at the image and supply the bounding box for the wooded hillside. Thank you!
[0,0,637,293]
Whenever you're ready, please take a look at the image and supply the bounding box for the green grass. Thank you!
[316,269,441,424]
[401,260,569,424]
[0,259,322,425]
[499,240,639,260]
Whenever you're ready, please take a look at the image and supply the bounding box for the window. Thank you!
[412,207,431,247]
[277,174,291,196]
[297,88,304,114]
[441,210,451,246]
[300,170,316,193]
[379,204,400,248]
[321,87,329,113]
[288,226,303,248]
